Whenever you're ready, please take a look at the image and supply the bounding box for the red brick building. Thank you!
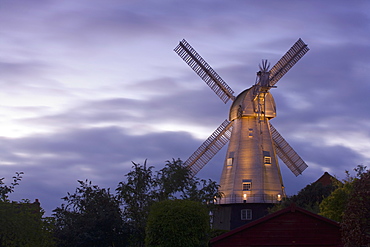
[210,204,342,247]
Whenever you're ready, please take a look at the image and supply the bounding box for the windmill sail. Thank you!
[174,38,310,215]
[174,39,235,103]
[184,120,233,176]
[269,38,309,86]
[270,123,308,176]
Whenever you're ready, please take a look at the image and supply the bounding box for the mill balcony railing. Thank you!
[216,193,282,204]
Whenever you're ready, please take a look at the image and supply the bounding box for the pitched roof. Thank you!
[210,204,342,246]
[314,171,339,186]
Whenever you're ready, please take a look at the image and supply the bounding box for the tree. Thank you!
[53,180,127,247]
[116,160,156,247]
[319,165,367,222]
[0,172,23,202]
[116,159,222,247]
[181,177,223,204]
[269,180,337,213]
[0,200,55,247]
[145,199,210,247]
[154,159,222,204]
[319,182,352,222]
[154,159,191,201]
[0,172,55,247]
[341,169,370,245]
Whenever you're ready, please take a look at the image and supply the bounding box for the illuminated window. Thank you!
[264,156,271,164]
[242,179,252,191]
[227,158,233,166]
[241,209,252,220]
[227,152,235,166]
[263,151,271,165]
[242,182,251,191]
[248,128,253,138]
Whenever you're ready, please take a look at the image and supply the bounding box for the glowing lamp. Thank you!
[277,194,282,202]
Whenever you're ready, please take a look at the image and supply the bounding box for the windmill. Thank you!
[174,39,309,217]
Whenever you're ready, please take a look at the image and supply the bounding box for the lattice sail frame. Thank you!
[269,38,309,86]
[184,120,233,176]
[270,123,308,176]
[174,39,235,103]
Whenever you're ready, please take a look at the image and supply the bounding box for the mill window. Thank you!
[263,151,271,165]
[264,156,272,164]
[242,179,252,191]
[241,209,252,220]
[227,152,235,166]
[227,158,233,166]
[248,128,253,138]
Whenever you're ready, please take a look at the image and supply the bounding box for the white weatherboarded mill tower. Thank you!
[174,39,309,229]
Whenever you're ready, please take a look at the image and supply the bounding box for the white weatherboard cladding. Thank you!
[219,86,284,204]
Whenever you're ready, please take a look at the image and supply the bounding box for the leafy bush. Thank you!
[145,199,210,247]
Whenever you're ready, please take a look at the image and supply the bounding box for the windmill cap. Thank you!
[229,86,276,121]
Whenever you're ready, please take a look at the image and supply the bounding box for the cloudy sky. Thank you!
[1,0,370,215]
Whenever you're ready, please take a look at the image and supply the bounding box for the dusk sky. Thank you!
[1,0,370,215]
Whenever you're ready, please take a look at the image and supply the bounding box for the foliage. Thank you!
[319,165,367,222]
[153,158,222,204]
[116,160,156,247]
[116,158,221,247]
[0,172,23,202]
[269,180,337,213]
[319,182,352,222]
[155,159,190,201]
[209,228,229,239]
[0,172,55,246]
[181,178,223,205]
[145,199,210,247]
[53,180,127,247]
[0,201,55,247]
[51,159,221,247]
[291,181,336,213]
[341,169,370,246]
